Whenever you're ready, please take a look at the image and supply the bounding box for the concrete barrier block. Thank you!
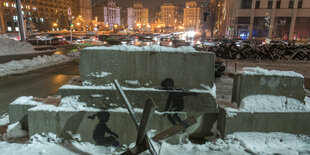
[79,47,215,89]
[9,96,42,130]
[59,85,218,113]
[28,105,197,145]
[232,68,305,105]
[218,108,310,137]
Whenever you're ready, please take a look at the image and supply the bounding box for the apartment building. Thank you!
[160,3,178,27]
[183,1,201,31]
[222,0,310,41]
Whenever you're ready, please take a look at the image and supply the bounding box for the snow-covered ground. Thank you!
[0,54,78,77]
[0,130,309,155]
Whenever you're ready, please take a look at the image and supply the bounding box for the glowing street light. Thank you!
[76,22,81,26]
[53,23,58,27]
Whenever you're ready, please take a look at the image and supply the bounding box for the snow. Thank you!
[6,122,27,139]
[241,67,304,78]
[0,35,35,56]
[0,113,9,125]
[61,83,215,97]
[87,72,111,79]
[0,54,77,77]
[10,96,42,106]
[107,107,186,115]
[91,94,103,98]
[0,130,310,154]
[225,95,310,116]
[124,80,140,86]
[28,96,102,112]
[159,132,310,155]
[85,45,201,53]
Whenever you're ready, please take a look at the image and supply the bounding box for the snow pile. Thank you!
[6,122,27,139]
[86,45,200,53]
[225,95,310,116]
[0,113,9,125]
[0,54,75,76]
[10,96,42,106]
[87,72,111,79]
[160,132,310,155]
[0,35,35,56]
[29,96,102,112]
[241,67,304,78]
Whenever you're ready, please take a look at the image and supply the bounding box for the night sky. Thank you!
[92,0,188,9]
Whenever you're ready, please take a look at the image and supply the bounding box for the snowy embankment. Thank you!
[0,54,78,77]
[0,35,35,56]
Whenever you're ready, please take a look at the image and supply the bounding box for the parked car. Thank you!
[135,36,155,46]
[51,37,69,45]
[160,37,173,46]
[120,37,134,45]
[172,39,191,47]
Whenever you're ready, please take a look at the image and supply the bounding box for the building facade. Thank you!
[0,3,4,33]
[127,7,134,30]
[223,0,310,41]
[183,1,201,31]
[127,3,149,30]
[72,0,92,22]
[103,0,120,30]
[0,0,93,32]
[133,3,148,29]
[160,3,179,28]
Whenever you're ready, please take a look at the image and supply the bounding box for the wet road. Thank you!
[0,60,79,115]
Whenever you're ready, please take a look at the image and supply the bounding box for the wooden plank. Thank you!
[152,117,197,142]
[114,79,140,130]
[122,117,197,155]
[136,98,157,155]
[136,98,157,144]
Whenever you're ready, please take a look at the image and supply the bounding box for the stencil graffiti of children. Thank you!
[161,78,198,128]
[88,112,119,146]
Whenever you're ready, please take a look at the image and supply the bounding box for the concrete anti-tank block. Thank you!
[79,48,215,89]
[9,96,42,130]
[218,108,310,137]
[232,71,305,105]
[59,85,218,113]
[28,105,197,145]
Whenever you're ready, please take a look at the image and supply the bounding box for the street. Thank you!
[0,60,79,115]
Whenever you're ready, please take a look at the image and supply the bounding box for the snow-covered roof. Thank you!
[240,67,304,78]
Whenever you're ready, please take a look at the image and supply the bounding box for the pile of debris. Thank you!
[196,43,310,61]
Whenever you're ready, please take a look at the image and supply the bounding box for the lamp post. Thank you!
[15,0,26,42]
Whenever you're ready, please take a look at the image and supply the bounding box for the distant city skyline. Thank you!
[92,0,188,9]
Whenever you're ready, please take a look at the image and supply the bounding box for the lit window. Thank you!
[15,27,19,31]
[5,2,9,7]
[40,18,44,22]
[7,26,12,31]
[13,16,18,21]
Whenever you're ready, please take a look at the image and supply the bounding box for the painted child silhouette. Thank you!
[88,112,119,146]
